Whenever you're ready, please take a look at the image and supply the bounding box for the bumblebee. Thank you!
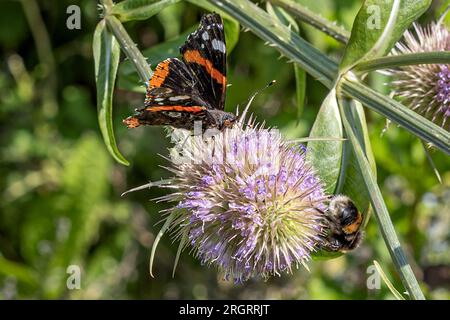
[320,195,364,253]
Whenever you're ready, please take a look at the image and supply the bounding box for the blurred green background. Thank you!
[0,0,449,299]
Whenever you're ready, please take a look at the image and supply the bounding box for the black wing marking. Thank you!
[180,13,227,111]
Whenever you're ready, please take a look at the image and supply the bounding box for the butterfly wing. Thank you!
[144,58,205,108]
[123,13,228,129]
[180,13,227,110]
[123,58,207,129]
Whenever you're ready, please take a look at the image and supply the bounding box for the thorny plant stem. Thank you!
[355,51,450,73]
[20,0,58,119]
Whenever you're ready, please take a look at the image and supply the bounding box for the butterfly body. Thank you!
[123,13,236,131]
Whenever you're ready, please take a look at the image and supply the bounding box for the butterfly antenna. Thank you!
[121,179,173,197]
[238,80,276,126]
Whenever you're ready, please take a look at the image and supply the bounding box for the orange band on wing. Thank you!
[183,50,226,92]
[146,105,206,113]
[149,60,170,88]
[343,212,363,234]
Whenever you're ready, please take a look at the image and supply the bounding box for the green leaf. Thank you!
[355,101,378,178]
[305,94,376,219]
[336,99,376,214]
[111,0,182,22]
[0,256,39,288]
[172,231,188,277]
[306,88,343,194]
[149,211,176,277]
[93,20,129,166]
[373,260,406,300]
[340,0,432,72]
[422,140,443,184]
[311,250,343,260]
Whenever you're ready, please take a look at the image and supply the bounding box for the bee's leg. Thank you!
[346,232,363,251]
[324,237,344,252]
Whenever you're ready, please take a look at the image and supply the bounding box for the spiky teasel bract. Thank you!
[141,108,332,283]
[386,22,450,130]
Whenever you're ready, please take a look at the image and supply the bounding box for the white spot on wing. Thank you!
[202,31,209,40]
[169,95,190,101]
[211,39,226,53]
[154,98,164,102]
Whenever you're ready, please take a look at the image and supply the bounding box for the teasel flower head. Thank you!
[387,22,450,130]
[139,108,328,283]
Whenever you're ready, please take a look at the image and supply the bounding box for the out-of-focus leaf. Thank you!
[312,250,342,260]
[42,134,111,298]
[306,88,343,194]
[93,20,129,166]
[111,0,181,22]
[222,17,240,53]
[294,65,306,119]
[340,0,432,72]
[157,1,185,40]
[0,256,38,288]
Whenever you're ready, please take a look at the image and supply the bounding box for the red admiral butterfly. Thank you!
[123,13,236,131]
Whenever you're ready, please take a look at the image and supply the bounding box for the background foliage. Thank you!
[0,0,449,299]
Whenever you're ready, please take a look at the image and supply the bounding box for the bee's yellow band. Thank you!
[343,212,362,234]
